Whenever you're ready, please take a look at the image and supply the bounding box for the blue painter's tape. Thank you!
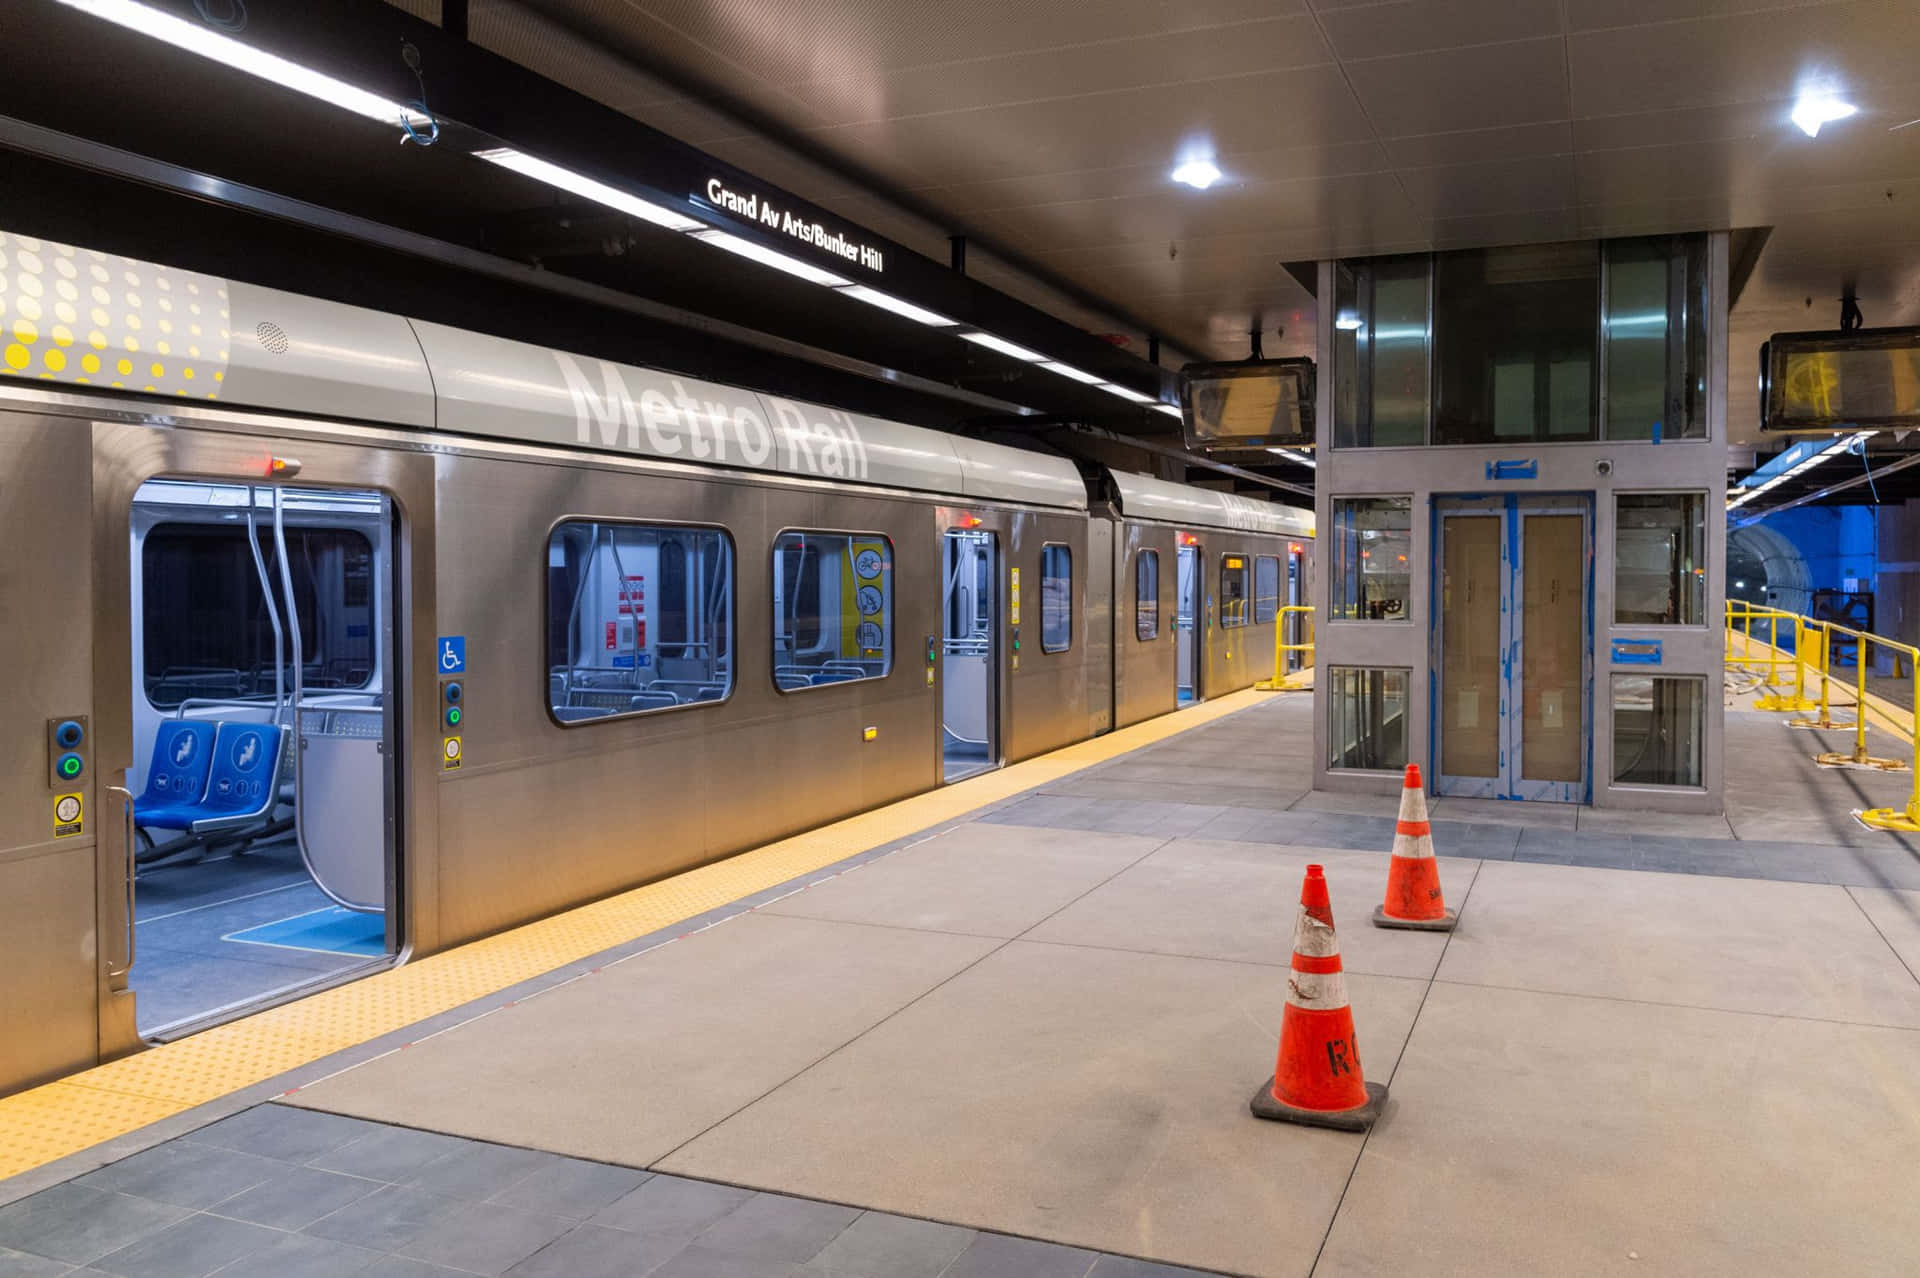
[1485,458,1539,480]
[1611,638,1663,665]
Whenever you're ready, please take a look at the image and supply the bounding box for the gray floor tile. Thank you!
[590,1177,754,1238]
[0,1185,192,1266]
[402,1144,555,1201]
[194,1231,379,1278]
[396,1203,572,1276]
[310,1129,474,1183]
[1085,1257,1219,1277]
[76,1142,285,1211]
[487,1160,650,1220]
[503,1224,690,1277]
[942,1231,1098,1278]
[648,1246,807,1278]
[806,1213,973,1278]
[90,1213,281,1278]
[207,1166,382,1231]
[359,1258,470,1277]
[186,1107,379,1164]
[692,1193,859,1263]
[302,1186,462,1252]
[0,1246,72,1277]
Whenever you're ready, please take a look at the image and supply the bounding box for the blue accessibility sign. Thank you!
[437,636,467,674]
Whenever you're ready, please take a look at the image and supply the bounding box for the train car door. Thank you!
[90,421,428,1054]
[941,528,999,781]
[1176,540,1201,704]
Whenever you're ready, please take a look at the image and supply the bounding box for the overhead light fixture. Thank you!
[474,147,702,232]
[1791,93,1857,137]
[1038,361,1105,385]
[1151,404,1183,419]
[961,332,1046,362]
[1727,429,1874,510]
[1266,448,1316,469]
[687,228,851,286]
[1333,314,1363,331]
[56,0,431,133]
[1098,383,1154,403]
[836,285,956,326]
[1170,158,1223,190]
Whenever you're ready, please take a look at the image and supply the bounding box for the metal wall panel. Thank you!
[1112,521,1179,728]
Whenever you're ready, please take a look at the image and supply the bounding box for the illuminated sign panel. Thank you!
[1179,358,1315,450]
[703,177,885,273]
[1762,327,1920,431]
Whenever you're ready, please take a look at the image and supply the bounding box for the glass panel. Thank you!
[1605,236,1708,440]
[1439,515,1502,779]
[546,520,734,723]
[1219,554,1249,628]
[1369,261,1429,446]
[1615,493,1705,625]
[1135,549,1160,641]
[1521,514,1585,783]
[772,531,892,691]
[1254,555,1281,624]
[1612,675,1704,786]
[1433,243,1599,444]
[1330,497,1412,621]
[1328,667,1409,770]
[1040,543,1072,653]
[143,524,375,708]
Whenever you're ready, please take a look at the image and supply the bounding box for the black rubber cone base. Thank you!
[1372,905,1458,932]
[1249,1077,1387,1132]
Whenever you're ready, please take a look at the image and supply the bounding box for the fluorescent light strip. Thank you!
[961,331,1047,362]
[1266,447,1316,469]
[836,285,955,326]
[688,228,851,286]
[57,0,431,131]
[1151,404,1183,419]
[1098,383,1154,403]
[475,147,702,232]
[1039,361,1105,385]
[1727,430,1874,511]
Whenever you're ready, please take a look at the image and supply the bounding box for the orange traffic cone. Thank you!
[1372,764,1457,932]
[1250,864,1386,1131]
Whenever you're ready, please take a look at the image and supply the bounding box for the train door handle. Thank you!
[106,783,135,979]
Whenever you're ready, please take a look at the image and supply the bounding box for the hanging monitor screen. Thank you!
[1761,327,1920,431]
[1179,358,1315,450]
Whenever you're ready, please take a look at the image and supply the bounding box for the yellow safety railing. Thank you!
[1256,605,1315,691]
[1725,599,1920,832]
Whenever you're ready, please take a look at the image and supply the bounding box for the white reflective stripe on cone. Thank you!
[1287,969,1349,1011]
[1390,830,1436,859]
[1292,911,1340,957]
[1398,784,1430,824]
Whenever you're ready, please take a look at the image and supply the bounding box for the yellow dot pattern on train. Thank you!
[0,231,228,400]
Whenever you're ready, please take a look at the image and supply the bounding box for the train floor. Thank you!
[4,690,1920,1275]
[132,838,386,1036]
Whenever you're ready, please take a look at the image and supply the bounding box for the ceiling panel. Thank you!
[1382,120,1573,168]
[1341,37,1571,135]
[1565,0,1857,33]
[1313,0,1560,60]
[1396,153,1577,218]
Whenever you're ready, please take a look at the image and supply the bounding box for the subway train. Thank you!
[0,228,1313,1095]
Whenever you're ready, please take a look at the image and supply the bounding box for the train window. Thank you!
[142,524,375,710]
[772,531,893,691]
[1254,555,1281,624]
[1219,554,1250,629]
[1135,549,1160,641]
[1041,544,1072,653]
[546,520,734,724]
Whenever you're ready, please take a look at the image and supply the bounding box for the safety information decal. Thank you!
[53,792,83,838]
[442,736,463,771]
[1010,567,1021,625]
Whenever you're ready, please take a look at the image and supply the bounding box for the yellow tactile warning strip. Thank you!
[0,690,1280,1180]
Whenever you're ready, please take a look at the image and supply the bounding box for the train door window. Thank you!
[1254,555,1281,624]
[1040,544,1072,653]
[943,528,998,782]
[772,531,892,690]
[1219,554,1250,628]
[127,481,395,1040]
[546,520,735,723]
[1135,549,1160,641]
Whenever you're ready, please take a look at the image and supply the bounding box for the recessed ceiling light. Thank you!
[1170,159,1222,190]
[1039,361,1106,385]
[836,285,957,327]
[1098,383,1154,403]
[1333,314,1363,331]
[688,228,853,286]
[1791,94,1857,137]
[961,332,1046,362]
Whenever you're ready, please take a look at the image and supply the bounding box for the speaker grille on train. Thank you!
[255,321,290,355]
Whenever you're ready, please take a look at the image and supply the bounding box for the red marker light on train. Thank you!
[959,514,982,528]
[267,457,302,478]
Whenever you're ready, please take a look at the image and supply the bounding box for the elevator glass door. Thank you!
[1434,495,1590,801]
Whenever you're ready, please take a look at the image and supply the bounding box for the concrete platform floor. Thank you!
[7,694,1920,1276]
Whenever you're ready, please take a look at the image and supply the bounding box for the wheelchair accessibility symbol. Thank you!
[438,636,467,674]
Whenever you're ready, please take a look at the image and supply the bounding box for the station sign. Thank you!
[702,178,885,273]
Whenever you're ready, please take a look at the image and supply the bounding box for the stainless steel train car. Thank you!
[0,229,1312,1096]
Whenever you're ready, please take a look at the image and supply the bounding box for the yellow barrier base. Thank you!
[1755,693,1818,712]
[1856,806,1920,833]
[1788,715,1856,730]
[1814,751,1910,773]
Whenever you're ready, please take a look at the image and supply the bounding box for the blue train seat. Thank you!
[189,723,289,834]
[131,720,219,831]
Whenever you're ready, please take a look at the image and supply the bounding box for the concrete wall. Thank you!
[1309,235,1729,814]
